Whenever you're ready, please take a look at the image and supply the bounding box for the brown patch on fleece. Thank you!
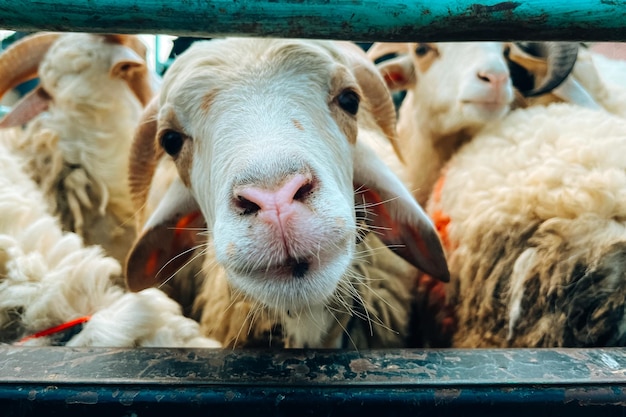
[448,219,540,347]
[448,218,626,348]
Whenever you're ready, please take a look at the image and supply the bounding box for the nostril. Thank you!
[293,181,313,202]
[477,72,495,83]
[236,195,261,215]
[477,71,509,85]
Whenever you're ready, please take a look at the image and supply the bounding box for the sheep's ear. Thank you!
[0,86,50,128]
[109,44,153,107]
[353,140,450,282]
[376,55,416,91]
[125,177,206,292]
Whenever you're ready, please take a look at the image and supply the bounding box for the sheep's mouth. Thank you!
[266,257,311,279]
[462,99,508,110]
[233,257,314,280]
[286,257,310,278]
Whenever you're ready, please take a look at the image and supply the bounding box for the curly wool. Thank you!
[0,140,219,348]
[428,103,626,347]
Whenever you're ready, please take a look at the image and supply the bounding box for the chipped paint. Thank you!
[65,391,99,405]
[469,1,521,15]
[0,346,625,415]
[0,0,623,41]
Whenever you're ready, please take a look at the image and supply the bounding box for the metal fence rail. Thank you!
[0,0,625,41]
[1,346,626,416]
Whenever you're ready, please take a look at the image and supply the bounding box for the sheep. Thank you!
[0,32,156,264]
[0,137,220,348]
[365,41,581,207]
[124,38,450,349]
[426,102,626,347]
[568,44,626,119]
[364,41,615,347]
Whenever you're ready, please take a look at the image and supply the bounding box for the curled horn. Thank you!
[0,32,60,99]
[511,41,579,97]
[128,97,163,226]
[336,41,404,163]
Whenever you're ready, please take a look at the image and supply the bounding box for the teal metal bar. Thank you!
[1,347,626,416]
[0,0,625,41]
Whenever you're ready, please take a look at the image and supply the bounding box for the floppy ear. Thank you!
[0,86,51,128]
[376,55,417,91]
[353,140,450,282]
[125,96,204,292]
[109,43,153,107]
[125,177,207,292]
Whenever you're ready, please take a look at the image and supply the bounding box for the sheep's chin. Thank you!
[461,100,511,122]
[224,249,353,312]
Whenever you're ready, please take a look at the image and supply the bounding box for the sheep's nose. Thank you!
[234,173,314,223]
[477,70,510,88]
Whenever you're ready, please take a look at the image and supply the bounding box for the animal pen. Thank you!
[0,0,626,416]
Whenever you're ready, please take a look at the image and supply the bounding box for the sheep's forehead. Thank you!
[163,39,355,132]
[40,34,116,80]
[164,39,347,100]
[419,42,506,73]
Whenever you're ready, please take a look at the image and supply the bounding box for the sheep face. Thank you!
[379,42,514,138]
[0,33,153,129]
[126,39,449,313]
[177,43,358,308]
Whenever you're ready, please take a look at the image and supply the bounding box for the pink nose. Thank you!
[234,173,313,225]
[477,71,510,88]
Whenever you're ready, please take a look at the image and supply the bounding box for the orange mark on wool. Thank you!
[174,211,202,238]
[429,280,447,303]
[432,210,451,250]
[292,119,304,131]
[144,250,161,277]
[441,316,457,335]
[418,273,456,336]
[431,176,452,251]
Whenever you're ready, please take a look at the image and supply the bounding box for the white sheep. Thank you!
[124,38,449,349]
[427,102,626,347]
[0,137,220,348]
[0,32,156,263]
[568,44,626,119]
[364,41,615,347]
[366,41,581,206]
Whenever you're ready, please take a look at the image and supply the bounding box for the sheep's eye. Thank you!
[337,90,360,115]
[160,131,184,156]
[415,43,432,57]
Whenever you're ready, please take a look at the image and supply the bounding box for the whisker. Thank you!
[325,304,358,351]
[156,241,210,289]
